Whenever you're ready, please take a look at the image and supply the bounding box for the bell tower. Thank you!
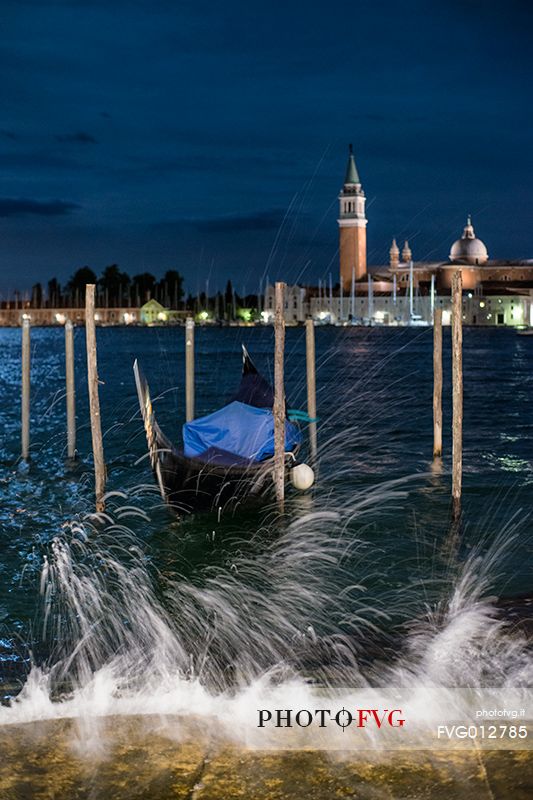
[338,144,367,290]
[389,238,400,269]
[401,240,412,264]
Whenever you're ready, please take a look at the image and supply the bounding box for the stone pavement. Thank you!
[0,716,531,799]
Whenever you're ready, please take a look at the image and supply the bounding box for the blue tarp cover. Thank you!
[183,400,300,462]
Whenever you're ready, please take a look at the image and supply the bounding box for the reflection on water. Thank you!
[493,454,533,475]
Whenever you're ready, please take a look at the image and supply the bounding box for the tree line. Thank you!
[6,265,264,318]
[20,266,185,309]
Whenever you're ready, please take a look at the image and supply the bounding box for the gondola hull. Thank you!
[152,443,286,514]
[134,360,297,514]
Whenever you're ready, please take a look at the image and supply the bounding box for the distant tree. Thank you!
[67,267,97,307]
[47,278,61,308]
[31,283,43,308]
[224,280,233,307]
[214,291,223,319]
[131,272,156,304]
[98,264,130,306]
[243,293,257,307]
[161,270,184,308]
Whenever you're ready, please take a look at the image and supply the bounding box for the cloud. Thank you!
[55,131,98,144]
[0,198,80,217]
[0,129,18,140]
[192,209,287,233]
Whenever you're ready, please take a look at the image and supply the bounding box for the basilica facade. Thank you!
[338,147,533,298]
[264,148,533,326]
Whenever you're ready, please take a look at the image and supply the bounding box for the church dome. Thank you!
[449,216,488,265]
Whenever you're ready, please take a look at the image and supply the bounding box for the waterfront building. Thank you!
[261,285,307,324]
[262,148,533,327]
[0,306,141,327]
[140,299,176,324]
[0,298,190,327]
[262,283,532,328]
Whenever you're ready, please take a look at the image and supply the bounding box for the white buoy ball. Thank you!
[290,463,315,491]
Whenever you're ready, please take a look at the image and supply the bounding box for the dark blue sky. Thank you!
[1,0,532,295]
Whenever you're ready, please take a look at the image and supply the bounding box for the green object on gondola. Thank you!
[287,409,319,424]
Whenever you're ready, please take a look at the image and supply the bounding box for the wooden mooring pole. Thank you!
[451,271,463,520]
[185,317,195,422]
[21,318,30,460]
[65,320,76,459]
[305,318,317,462]
[85,285,106,512]
[433,307,443,458]
[273,282,286,512]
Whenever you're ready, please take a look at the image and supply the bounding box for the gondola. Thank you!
[134,347,310,514]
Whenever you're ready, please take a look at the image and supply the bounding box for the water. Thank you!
[0,325,532,737]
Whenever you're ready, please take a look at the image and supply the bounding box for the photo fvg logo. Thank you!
[258,707,405,730]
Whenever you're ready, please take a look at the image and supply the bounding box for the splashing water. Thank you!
[0,326,532,754]
[2,482,531,741]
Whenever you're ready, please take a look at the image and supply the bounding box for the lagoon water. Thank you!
[0,325,532,733]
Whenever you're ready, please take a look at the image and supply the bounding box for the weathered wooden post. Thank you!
[451,271,463,520]
[85,284,106,512]
[305,318,318,462]
[65,320,76,459]
[185,317,195,422]
[433,307,443,458]
[21,318,30,460]
[273,282,286,511]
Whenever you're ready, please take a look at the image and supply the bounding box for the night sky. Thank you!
[1,0,532,295]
